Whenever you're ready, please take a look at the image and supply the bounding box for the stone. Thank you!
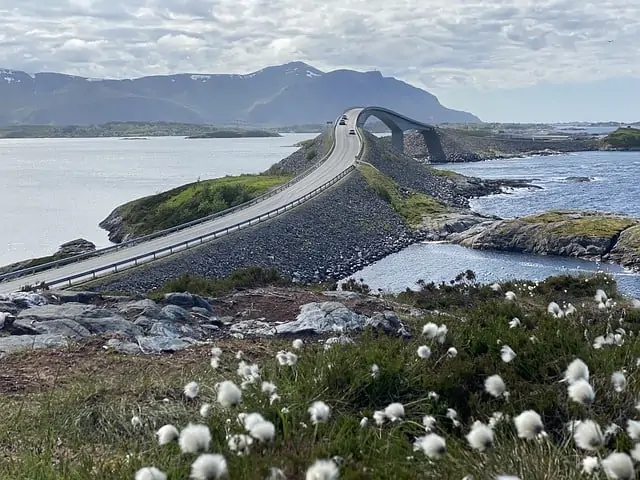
[57,238,96,257]
[13,318,91,339]
[2,292,47,308]
[164,292,195,308]
[0,301,18,315]
[229,320,275,336]
[0,334,69,357]
[321,291,362,300]
[47,290,102,304]
[17,303,113,322]
[161,304,191,322]
[118,299,166,320]
[274,302,369,335]
[77,317,143,338]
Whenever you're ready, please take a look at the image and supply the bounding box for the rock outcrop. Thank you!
[449,210,640,270]
[0,288,410,357]
[0,239,96,276]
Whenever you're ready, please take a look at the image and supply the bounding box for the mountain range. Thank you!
[0,62,480,126]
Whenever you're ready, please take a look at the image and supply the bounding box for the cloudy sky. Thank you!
[1,0,639,122]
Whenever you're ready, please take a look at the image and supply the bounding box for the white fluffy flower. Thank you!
[413,433,446,459]
[505,291,516,301]
[371,363,380,378]
[568,379,595,405]
[508,317,521,328]
[417,345,432,359]
[261,381,278,395]
[184,381,200,399]
[248,420,276,443]
[308,401,331,425]
[190,453,228,480]
[547,301,564,318]
[500,345,516,363]
[292,339,304,349]
[373,410,386,426]
[466,421,494,452]
[179,423,212,453]
[574,420,604,451]
[626,420,640,441]
[210,357,220,369]
[446,408,460,427]
[595,289,608,303]
[135,467,167,480]
[563,359,589,384]
[612,371,627,393]
[200,403,212,418]
[581,456,600,475]
[384,403,405,422]
[630,443,640,462]
[156,424,179,445]
[305,459,339,480]
[276,350,298,366]
[422,415,436,431]
[266,467,286,480]
[485,374,508,398]
[422,322,439,338]
[211,347,223,358]
[227,433,253,456]
[359,417,369,428]
[602,452,634,480]
[131,415,142,428]
[447,347,458,358]
[217,380,242,408]
[514,410,545,440]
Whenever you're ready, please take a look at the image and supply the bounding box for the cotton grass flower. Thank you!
[184,381,200,399]
[227,433,253,456]
[292,339,304,349]
[447,347,458,358]
[210,357,220,369]
[190,453,229,480]
[417,345,432,359]
[514,410,545,439]
[216,380,242,408]
[602,452,634,480]
[131,415,142,428]
[248,420,276,443]
[422,415,436,431]
[563,359,589,384]
[568,379,595,405]
[612,371,627,392]
[373,410,386,426]
[308,401,331,425]
[574,420,605,451]
[500,345,516,363]
[261,381,278,396]
[505,291,516,301]
[547,302,564,318]
[135,467,167,480]
[485,375,508,398]
[276,351,298,366]
[446,408,461,427]
[211,347,222,358]
[626,420,640,441]
[630,443,640,462]
[238,412,265,430]
[200,403,212,418]
[371,363,380,378]
[179,423,212,453]
[266,467,286,480]
[384,402,405,422]
[156,424,179,445]
[582,456,600,475]
[508,317,521,328]
[466,421,494,452]
[595,289,608,303]
[413,433,446,459]
[305,459,339,480]
[360,417,369,428]
[422,322,438,338]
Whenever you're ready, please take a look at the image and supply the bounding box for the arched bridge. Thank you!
[352,106,446,162]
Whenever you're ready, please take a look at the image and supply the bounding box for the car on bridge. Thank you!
[348,129,355,135]
[339,120,346,125]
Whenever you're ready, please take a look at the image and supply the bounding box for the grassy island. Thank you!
[601,127,640,149]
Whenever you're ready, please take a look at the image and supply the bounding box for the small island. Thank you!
[0,122,281,139]
[600,127,640,150]
[186,130,281,139]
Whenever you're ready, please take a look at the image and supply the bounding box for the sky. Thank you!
[1,0,639,123]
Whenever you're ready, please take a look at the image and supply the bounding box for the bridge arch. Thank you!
[354,106,446,162]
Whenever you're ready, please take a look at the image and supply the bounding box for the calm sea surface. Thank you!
[352,151,640,297]
[1,134,316,266]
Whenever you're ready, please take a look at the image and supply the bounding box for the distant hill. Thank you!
[0,62,480,126]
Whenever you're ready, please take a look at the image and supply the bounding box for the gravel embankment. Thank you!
[93,172,417,293]
[400,129,599,163]
[265,132,331,175]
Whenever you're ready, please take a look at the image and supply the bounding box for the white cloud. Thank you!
[0,0,638,90]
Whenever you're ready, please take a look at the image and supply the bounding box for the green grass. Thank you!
[426,167,464,179]
[359,165,451,226]
[519,211,638,238]
[2,274,640,478]
[149,267,290,299]
[118,174,292,237]
[601,127,640,149]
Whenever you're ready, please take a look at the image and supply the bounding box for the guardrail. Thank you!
[27,165,356,290]
[1,120,340,283]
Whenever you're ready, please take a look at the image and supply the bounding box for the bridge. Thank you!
[355,106,445,161]
[0,107,438,295]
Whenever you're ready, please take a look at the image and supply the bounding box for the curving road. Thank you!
[0,108,365,295]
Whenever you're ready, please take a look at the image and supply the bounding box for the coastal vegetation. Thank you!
[114,174,292,237]
[519,211,638,237]
[359,164,451,226]
[0,122,280,139]
[601,127,640,149]
[3,273,640,478]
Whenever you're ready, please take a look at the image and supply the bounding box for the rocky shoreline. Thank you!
[0,287,415,358]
